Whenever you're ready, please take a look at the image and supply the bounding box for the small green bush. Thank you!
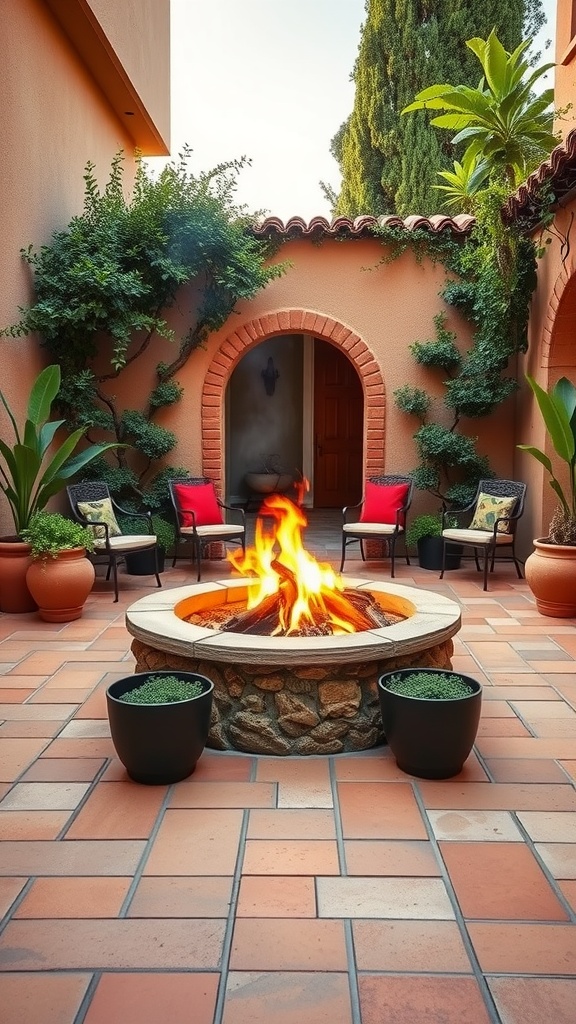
[385,671,473,699]
[22,511,95,559]
[119,674,204,704]
[406,513,442,546]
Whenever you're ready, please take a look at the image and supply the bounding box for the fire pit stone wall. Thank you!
[126,579,462,756]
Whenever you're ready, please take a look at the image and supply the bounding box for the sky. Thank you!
[148,0,558,222]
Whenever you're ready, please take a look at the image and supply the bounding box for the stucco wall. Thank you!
[0,0,168,535]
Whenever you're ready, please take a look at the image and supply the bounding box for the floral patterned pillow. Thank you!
[77,498,122,539]
[470,493,517,534]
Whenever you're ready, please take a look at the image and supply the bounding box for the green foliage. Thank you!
[3,150,286,519]
[0,365,119,535]
[410,315,461,371]
[384,671,474,699]
[518,376,576,535]
[393,386,431,419]
[119,674,205,704]
[332,0,536,217]
[22,511,95,559]
[406,513,443,545]
[119,513,175,550]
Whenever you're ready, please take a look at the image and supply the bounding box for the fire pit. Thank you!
[125,490,461,755]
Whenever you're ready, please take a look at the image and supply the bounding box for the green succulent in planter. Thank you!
[406,512,457,547]
[21,511,95,559]
[0,364,120,537]
[119,674,204,704]
[385,671,474,699]
[518,375,576,545]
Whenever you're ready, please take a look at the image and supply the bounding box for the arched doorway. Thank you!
[313,339,363,507]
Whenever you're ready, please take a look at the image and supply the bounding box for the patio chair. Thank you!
[168,477,246,581]
[340,475,413,577]
[67,481,161,602]
[440,479,526,591]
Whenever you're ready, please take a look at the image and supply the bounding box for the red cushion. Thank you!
[173,482,224,528]
[359,481,410,526]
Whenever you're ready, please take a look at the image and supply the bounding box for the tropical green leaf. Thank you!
[27,365,60,426]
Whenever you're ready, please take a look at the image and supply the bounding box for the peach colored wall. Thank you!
[103,236,518,525]
[0,0,168,535]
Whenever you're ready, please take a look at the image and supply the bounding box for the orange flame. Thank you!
[228,484,367,635]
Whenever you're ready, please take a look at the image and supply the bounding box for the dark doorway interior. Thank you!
[313,339,363,508]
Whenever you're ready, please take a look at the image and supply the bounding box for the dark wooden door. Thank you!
[313,340,363,507]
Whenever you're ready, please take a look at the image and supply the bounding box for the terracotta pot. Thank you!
[26,547,95,622]
[524,539,576,618]
[0,539,37,613]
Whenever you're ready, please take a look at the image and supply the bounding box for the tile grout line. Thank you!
[329,756,362,1024]
[411,784,504,1024]
[510,811,576,925]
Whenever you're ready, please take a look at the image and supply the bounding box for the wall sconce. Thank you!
[262,356,279,396]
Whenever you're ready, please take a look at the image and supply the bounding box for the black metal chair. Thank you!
[168,477,246,581]
[67,481,161,602]
[440,479,527,591]
[340,475,414,577]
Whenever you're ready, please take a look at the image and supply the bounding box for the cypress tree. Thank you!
[333,0,543,216]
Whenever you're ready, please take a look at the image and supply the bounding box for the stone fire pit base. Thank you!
[131,635,455,756]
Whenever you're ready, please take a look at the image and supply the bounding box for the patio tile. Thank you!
[0,811,72,840]
[358,975,492,1024]
[169,781,275,808]
[236,876,316,917]
[0,721,63,738]
[0,738,51,782]
[0,973,91,1024]
[229,918,347,970]
[222,972,352,1024]
[536,844,576,879]
[28,688,90,704]
[477,718,532,736]
[417,782,576,811]
[127,876,233,917]
[194,753,255,781]
[0,840,145,876]
[242,840,339,875]
[558,879,576,911]
[40,738,116,758]
[255,758,332,807]
[0,918,225,970]
[440,842,569,920]
[0,877,26,918]
[485,758,570,783]
[343,839,441,876]
[0,782,90,810]
[0,689,35,702]
[246,808,336,839]
[352,920,471,971]
[467,922,576,974]
[477,737,576,759]
[58,720,110,738]
[517,812,576,842]
[488,977,576,1024]
[83,973,219,1024]
[333,753,407,780]
[64,782,167,839]
[14,877,131,918]
[316,876,454,918]
[338,782,427,839]
[427,809,523,841]
[143,809,243,875]
[20,758,106,782]
[0,705,77,721]
[529,719,576,737]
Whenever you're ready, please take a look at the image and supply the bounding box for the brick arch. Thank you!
[540,252,576,373]
[201,309,385,496]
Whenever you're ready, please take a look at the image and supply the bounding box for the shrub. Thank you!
[385,671,473,699]
[22,511,95,559]
[119,675,204,704]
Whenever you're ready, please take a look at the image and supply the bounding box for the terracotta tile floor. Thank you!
[1,522,576,1023]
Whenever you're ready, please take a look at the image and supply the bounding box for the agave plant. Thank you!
[0,364,120,537]
[518,376,576,545]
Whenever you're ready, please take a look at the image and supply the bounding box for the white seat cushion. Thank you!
[93,534,157,551]
[442,528,512,545]
[180,524,245,538]
[343,522,402,536]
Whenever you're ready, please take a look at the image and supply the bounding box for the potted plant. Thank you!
[518,375,576,617]
[0,364,118,612]
[21,511,96,622]
[122,515,174,575]
[406,513,461,571]
[378,667,482,779]
[106,670,214,784]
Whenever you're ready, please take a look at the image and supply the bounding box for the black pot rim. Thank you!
[378,667,482,701]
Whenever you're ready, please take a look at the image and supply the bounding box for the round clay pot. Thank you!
[524,539,576,618]
[26,547,95,622]
[0,539,37,613]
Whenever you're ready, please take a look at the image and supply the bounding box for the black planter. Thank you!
[106,671,214,784]
[377,668,482,779]
[124,546,165,575]
[417,535,462,571]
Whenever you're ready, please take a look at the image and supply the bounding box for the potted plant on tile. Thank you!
[518,375,576,617]
[21,511,95,622]
[0,364,118,612]
[406,513,461,571]
[122,515,174,575]
[106,671,215,784]
[378,668,482,779]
